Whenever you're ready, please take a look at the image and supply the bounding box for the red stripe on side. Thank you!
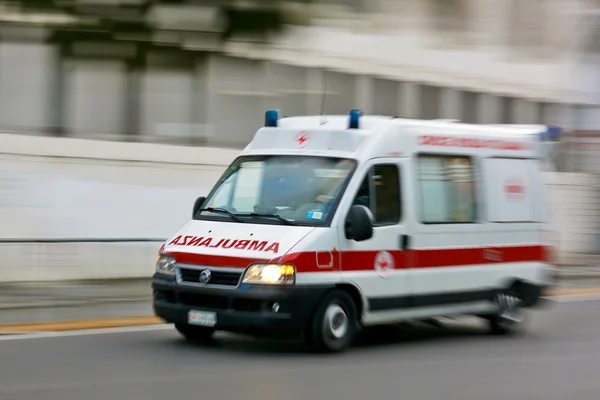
[163,245,552,272]
[413,245,547,268]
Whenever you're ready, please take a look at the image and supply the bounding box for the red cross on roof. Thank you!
[296,131,308,147]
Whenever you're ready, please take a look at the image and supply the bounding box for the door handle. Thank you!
[399,234,411,250]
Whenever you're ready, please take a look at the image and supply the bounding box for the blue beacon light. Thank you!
[349,109,363,129]
[265,109,279,127]
[541,125,561,141]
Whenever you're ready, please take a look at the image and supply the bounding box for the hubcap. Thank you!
[324,303,349,340]
[496,292,524,330]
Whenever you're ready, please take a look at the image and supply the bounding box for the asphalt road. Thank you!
[0,298,599,400]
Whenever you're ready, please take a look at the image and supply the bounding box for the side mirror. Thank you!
[345,205,374,242]
[193,196,206,217]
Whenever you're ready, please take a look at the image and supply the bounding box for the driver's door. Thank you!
[337,158,411,322]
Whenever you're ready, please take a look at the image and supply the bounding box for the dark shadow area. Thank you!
[146,319,497,357]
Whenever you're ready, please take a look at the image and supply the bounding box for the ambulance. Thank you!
[152,110,558,353]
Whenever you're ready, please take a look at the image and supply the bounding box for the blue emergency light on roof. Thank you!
[541,125,561,141]
[348,109,363,129]
[265,109,279,127]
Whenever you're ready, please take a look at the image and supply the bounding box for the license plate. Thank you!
[187,310,217,327]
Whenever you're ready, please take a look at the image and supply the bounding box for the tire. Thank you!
[305,289,358,353]
[487,290,527,336]
[175,323,215,344]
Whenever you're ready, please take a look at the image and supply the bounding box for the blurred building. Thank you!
[1,0,600,263]
[0,0,585,146]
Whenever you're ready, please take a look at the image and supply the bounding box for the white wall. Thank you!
[0,132,592,283]
[0,133,239,282]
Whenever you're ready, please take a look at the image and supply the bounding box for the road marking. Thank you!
[0,316,162,333]
[0,325,173,341]
[545,287,600,296]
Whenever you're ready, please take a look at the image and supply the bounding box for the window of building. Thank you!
[352,164,401,225]
[418,154,476,223]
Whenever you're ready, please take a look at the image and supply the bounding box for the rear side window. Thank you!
[481,157,540,223]
[353,164,401,225]
[417,154,477,224]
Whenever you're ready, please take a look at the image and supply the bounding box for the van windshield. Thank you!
[196,155,357,226]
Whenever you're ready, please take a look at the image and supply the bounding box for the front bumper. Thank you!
[151,274,334,337]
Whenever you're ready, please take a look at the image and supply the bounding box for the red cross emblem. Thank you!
[295,131,308,147]
[374,251,394,278]
[504,178,526,200]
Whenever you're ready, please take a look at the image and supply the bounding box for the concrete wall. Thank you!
[0,132,238,282]
[0,132,591,283]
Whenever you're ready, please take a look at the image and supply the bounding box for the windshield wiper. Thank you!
[196,207,244,222]
[238,212,297,225]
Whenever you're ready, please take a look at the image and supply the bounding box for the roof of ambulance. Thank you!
[276,115,546,137]
[241,115,547,159]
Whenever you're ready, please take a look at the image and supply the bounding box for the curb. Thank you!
[545,287,600,296]
[0,316,163,332]
[0,287,599,333]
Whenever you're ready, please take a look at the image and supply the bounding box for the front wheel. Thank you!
[175,323,215,344]
[305,290,358,353]
[486,291,527,335]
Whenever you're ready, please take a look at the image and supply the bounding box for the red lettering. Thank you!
[168,236,182,245]
[210,239,225,248]
[247,240,268,252]
[418,135,527,151]
[188,236,203,246]
[221,239,237,249]
[234,240,250,250]
[181,236,195,246]
[264,242,280,254]
[198,238,212,247]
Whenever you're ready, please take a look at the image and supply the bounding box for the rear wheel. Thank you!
[487,290,526,335]
[305,290,358,353]
[175,323,215,344]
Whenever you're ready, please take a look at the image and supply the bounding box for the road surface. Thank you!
[0,297,599,400]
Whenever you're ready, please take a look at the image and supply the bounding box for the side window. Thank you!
[418,154,476,224]
[352,164,401,226]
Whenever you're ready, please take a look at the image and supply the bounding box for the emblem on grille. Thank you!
[199,269,212,284]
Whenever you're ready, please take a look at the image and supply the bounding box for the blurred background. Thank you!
[0,0,599,286]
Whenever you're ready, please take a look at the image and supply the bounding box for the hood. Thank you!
[161,219,315,266]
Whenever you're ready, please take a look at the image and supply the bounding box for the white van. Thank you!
[152,110,557,353]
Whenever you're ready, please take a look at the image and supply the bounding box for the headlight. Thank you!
[242,264,295,285]
[156,255,176,276]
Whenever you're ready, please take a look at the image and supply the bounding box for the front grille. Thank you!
[178,267,242,286]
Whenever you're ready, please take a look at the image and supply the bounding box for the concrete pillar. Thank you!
[306,68,325,115]
[355,75,374,114]
[201,55,217,140]
[193,55,210,142]
[478,93,502,123]
[399,82,420,118]
[440,87,462,120]
[512,98,538,124]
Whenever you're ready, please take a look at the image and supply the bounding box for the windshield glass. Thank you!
[196,155,356,225]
